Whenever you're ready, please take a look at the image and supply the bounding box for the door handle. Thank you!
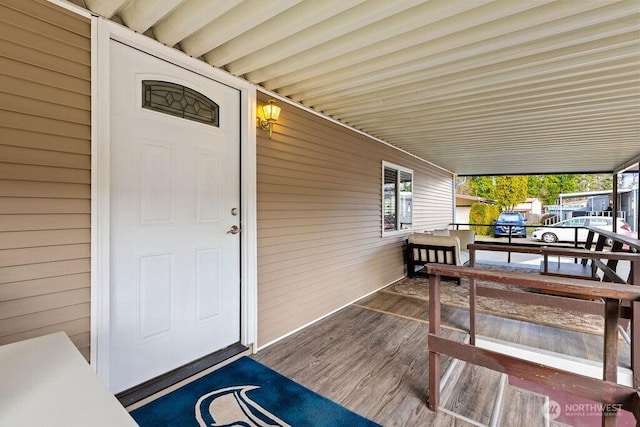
[228,225,240,234]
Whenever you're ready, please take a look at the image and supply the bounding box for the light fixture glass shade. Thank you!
[262,100,281,122]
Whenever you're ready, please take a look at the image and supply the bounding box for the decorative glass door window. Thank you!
[142,80,219,127]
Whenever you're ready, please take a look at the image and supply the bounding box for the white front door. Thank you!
[109,40,241,393]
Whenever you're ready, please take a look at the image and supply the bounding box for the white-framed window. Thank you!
[382,161,413,235]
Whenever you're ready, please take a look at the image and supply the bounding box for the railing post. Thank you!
[633,300,639,391]
[469,247,477,345]
[603,298,620,426]
[428,273,441,412]
[632,258,639,393]
[582,231,596,266]
[507,225,513,263]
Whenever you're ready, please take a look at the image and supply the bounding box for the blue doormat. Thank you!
[130,356,381,426]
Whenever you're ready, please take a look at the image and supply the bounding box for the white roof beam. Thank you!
[119,0,185,34]
[330,66,639,117]
[363,102,639,135]
[226,0,426,76]
[614,156,640,174]
[292,4,638,102]
[390,132,640,154]
[263,0,562,90]
[203,0,365,67]
[84,0,128,18]
[313,28,639,111]
[288,2,638,100]
[347,93,639,132]
[254,0,498,86]
[376,126,640,150]
[180,0,302,59]
[152,0,242,47]
[324,67,638,132]
[345,84,638,126]
[356,79,640,126]
[393,135,638,156]
[287,3,636,101]
[369,115,640,139]
[328,59,640,121]
[394,126,640,144]
[304,38,639,109]
[374,102,640,127]
[363,88,639,129]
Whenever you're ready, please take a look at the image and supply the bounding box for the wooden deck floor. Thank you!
[252,288,631,426]
[253,303,469,426]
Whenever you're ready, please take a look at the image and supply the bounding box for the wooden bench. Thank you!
[406,230,475,280]
[407,242,458,278]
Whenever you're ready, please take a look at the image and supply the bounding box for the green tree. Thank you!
[527,175,544,198]
[495,176,528,211]
[468,176,496,199]
[527,175,578,205]
[575,174,612,192]
[462,173,614,208]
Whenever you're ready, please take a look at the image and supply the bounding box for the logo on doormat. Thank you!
[195,385,291,427]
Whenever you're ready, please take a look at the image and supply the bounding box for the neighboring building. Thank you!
[513,198,543,223]
[454,194,495,229]
[545,188,638,231]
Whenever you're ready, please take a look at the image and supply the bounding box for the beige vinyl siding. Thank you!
[0,0,91,359]
[257,92,453,347]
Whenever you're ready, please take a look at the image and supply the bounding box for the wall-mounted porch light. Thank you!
[257,99,281,138]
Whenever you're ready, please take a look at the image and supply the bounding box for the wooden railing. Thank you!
[467,224,639,272]
[426,264,640,426]
[467,244,640,325]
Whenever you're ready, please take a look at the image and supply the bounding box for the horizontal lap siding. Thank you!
[0,0,91,359]
[257,93,453,347]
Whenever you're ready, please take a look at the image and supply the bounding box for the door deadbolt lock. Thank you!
[231,208,239,216]
[228,225,240,234]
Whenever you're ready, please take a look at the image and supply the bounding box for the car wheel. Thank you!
[605,237,613,246]
[542,232,558,243]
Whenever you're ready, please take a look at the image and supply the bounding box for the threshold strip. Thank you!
[119,343,249,409]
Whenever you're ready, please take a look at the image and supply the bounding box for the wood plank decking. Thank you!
[253,286,631,426]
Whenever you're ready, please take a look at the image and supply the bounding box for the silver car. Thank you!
[532,217,633,244]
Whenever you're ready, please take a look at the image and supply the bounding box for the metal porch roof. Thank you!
[81,0,640,175]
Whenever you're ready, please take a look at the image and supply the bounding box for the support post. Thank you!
[469,246,477,345]
[612,172,618,232]
[602,298,619,426]
[428,274,441,412]
[469,276,477,346]
[632,301,639,391]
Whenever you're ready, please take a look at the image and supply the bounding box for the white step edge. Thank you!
[476,336,633,387]
[437,406,488,427]
[440,334,470,393]
[488,373,508,427]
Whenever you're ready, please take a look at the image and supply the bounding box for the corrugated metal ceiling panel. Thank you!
[83,0,640,175]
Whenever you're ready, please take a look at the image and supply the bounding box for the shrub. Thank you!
[469,203,500,236]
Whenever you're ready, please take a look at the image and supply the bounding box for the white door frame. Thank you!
[90,17,257,388]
